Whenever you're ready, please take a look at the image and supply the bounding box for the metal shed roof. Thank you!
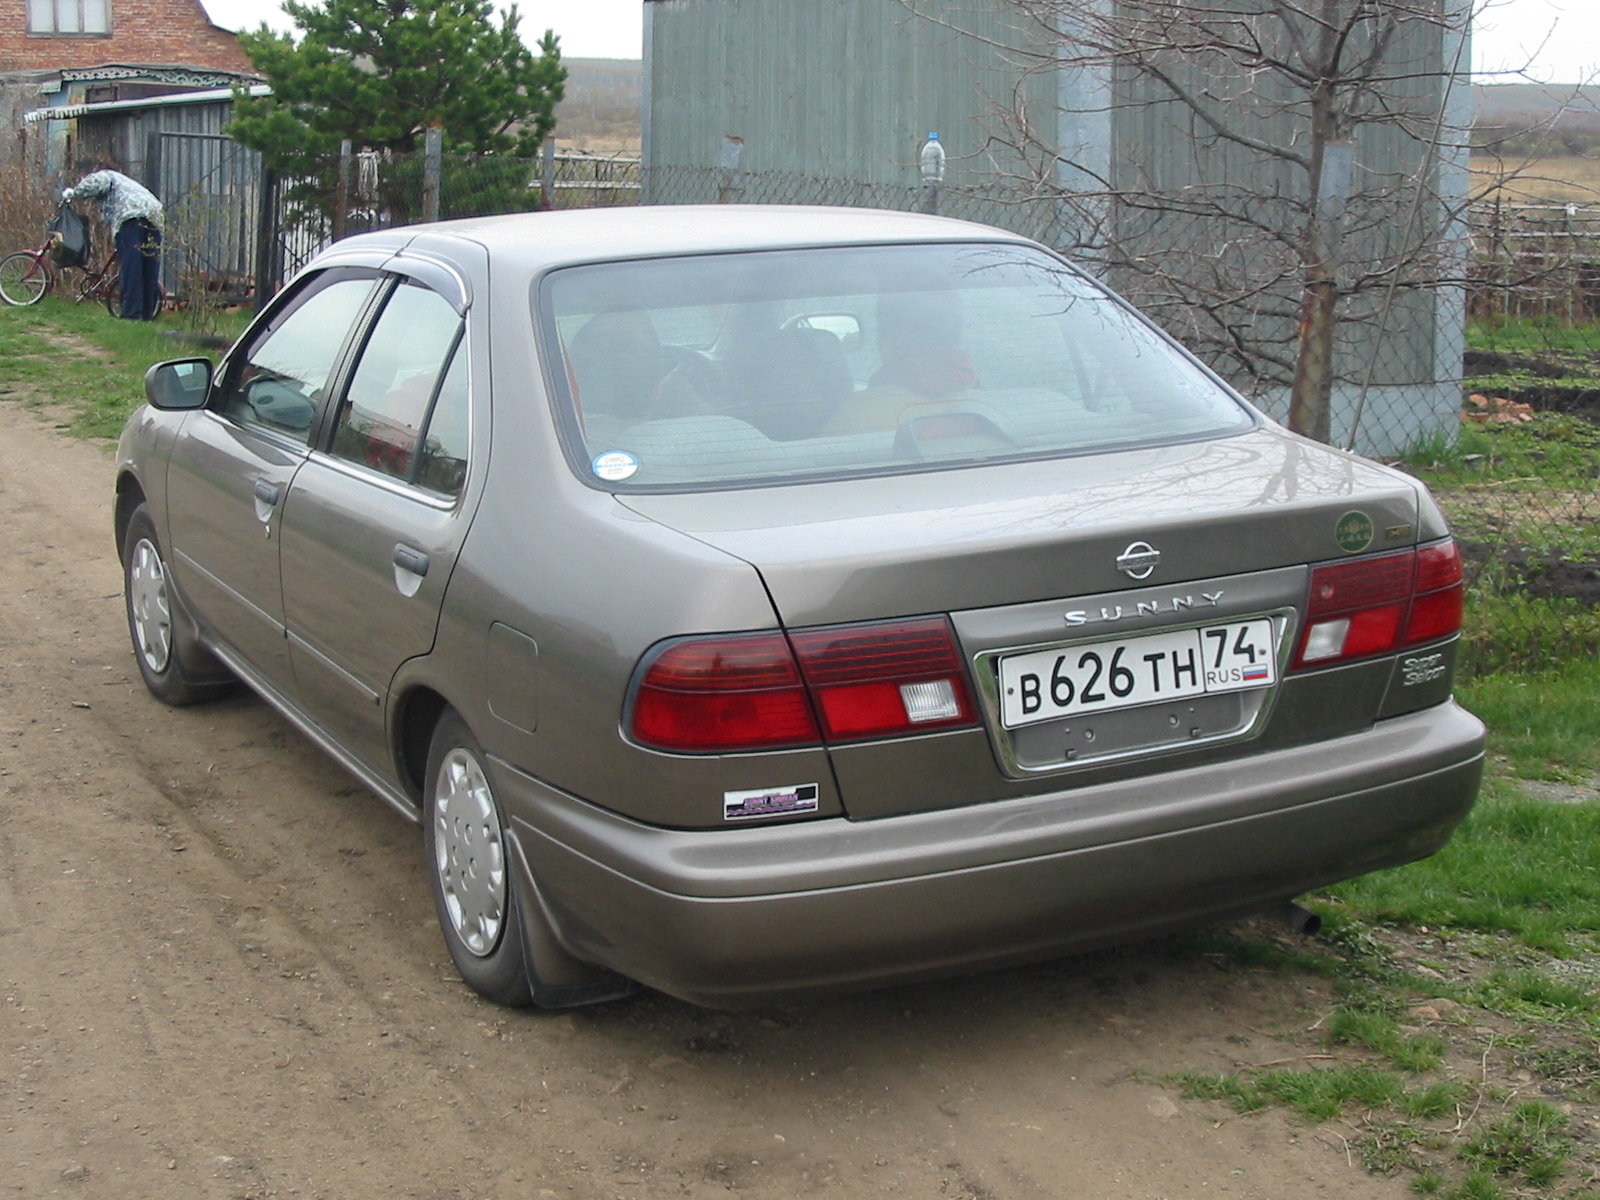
[24,84,270,123]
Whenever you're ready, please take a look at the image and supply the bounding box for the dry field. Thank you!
[1472,152,1600,203]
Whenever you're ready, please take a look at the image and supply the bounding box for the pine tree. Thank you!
[231,0,566,172]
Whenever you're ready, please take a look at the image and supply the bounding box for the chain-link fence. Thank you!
[1431,199,1600,674]
[4,134,1571,679]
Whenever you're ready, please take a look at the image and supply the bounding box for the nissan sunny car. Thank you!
[116,206,1484,1008]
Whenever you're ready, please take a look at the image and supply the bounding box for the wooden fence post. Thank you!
[422,126,442,224]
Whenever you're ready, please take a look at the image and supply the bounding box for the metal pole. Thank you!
[541,137,555,210]
[333,139,351,241]
[717,135,744,204]
[252,166,278,316]
[422,126,442,224]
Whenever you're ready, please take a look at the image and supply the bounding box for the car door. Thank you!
[164,268,382,695]
[276,269,475,770]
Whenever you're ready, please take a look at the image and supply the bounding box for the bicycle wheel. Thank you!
[0,252,50,306]
[102,277,121,317]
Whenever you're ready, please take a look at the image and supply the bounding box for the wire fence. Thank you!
[8,136,1598,678]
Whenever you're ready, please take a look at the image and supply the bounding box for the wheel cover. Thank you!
[433,748,507,957]
[128,537,173,673]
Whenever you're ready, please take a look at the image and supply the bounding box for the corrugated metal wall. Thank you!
[646,0,1054,189]
[644,0,1463,452]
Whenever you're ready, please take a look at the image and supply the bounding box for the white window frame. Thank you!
[27,0,111,35]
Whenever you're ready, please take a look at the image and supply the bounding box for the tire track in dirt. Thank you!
[0,397,1410,1199]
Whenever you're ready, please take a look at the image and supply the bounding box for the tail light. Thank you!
[629,617,976,753]
[789,618,975,740]
[1293,538,1464,670]
[631,633,820,751]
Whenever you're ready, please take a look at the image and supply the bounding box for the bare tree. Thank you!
[905,0,1472,446]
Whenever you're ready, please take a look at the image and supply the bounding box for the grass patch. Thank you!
[1471,969,1596,1016]
[1461,1101,1574,1187]
[1327,1008,1447,1072]
[0,295,248,438]
[1457,656,1600,781]
[1326,788,1600,953]
[1171,1066,1463,1124]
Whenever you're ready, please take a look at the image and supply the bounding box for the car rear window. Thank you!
[537,242,1253,490]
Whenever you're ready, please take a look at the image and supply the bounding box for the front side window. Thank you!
[216,273,377,444]
[28,0,109,33]
[540,242,1253,491]
[329,278,467,494]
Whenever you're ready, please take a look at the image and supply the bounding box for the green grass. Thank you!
[0,295,248,437]
[1461,1101,1574,1186]
[1173,1066,1468,1123]
[1326,788,1600,953]
[1327,1009,1447,1071]
[1458,656,1600,781]
[1468,316,1600,362]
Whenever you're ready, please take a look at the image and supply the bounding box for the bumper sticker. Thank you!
[723,783,820,821]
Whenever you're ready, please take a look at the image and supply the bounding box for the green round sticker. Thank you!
[1336,510,1374,554]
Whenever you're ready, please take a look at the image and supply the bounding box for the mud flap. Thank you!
[505,828,637,1008]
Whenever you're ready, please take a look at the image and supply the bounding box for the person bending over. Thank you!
[63,165,163,320]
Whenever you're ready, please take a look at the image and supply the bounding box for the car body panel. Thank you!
[162,410,306,692]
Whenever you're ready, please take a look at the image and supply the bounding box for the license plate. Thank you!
[997,619,1277,729]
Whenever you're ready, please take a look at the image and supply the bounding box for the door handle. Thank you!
[392,544,430,577]
[253,479,283,506]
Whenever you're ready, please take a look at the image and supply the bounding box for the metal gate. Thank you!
[150,131,262,303]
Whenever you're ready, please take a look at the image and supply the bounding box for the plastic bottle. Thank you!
[920,133,946,184]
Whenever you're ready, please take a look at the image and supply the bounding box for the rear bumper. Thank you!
[495,701,1484,1007]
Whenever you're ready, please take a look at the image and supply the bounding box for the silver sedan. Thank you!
[115,206,1483,1008]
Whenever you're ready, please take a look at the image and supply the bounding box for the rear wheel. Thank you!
[122,503,234,706]
[0,252,49,306]
[424,710,534,1006]
[102,277,120,317]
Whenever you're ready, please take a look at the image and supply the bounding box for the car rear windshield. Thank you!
[538,242,1254,490]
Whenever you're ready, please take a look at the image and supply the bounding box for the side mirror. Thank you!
[144,358,213,411]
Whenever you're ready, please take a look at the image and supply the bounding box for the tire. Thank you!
[103,277,120,317]
[122,503,235,706]
[423,710,535,1006]
[0,252,49,306]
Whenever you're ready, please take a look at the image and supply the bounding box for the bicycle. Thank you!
[0,233,130,315]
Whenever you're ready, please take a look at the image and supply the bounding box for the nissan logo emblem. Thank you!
[1116,541,1161,580]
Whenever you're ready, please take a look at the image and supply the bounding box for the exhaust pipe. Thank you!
[1272,901,1322,937]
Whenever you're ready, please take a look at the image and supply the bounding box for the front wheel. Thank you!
[0,252,50,306]
[423,710,534,1006]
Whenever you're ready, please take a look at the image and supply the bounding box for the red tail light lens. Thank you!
[628,618,977,752]
[1405,539,1464,646]
[631,632,819,752]
[1293,539,1463,670]
[789,617,975,741]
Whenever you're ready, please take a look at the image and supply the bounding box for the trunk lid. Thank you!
[622,428,1424,817]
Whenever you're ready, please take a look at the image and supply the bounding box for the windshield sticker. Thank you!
[1335,510,1374,553]
[723,783,820,821]
[591,450,639,482]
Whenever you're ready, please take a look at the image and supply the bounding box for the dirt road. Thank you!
[0,398,1407,1199]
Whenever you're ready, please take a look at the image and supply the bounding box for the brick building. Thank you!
[1,0,251,76]
[2,0,255,182]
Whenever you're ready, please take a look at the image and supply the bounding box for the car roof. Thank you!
[324,205,1037,275]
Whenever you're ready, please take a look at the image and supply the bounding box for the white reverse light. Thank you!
[899,679,962,723]
[1301,618,1351,663]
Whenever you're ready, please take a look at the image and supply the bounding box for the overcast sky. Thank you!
[199,0,1599,85]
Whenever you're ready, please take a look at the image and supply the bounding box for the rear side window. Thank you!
[538,243,1252,491]
[217,273,377,443]
[329,279,465,490]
